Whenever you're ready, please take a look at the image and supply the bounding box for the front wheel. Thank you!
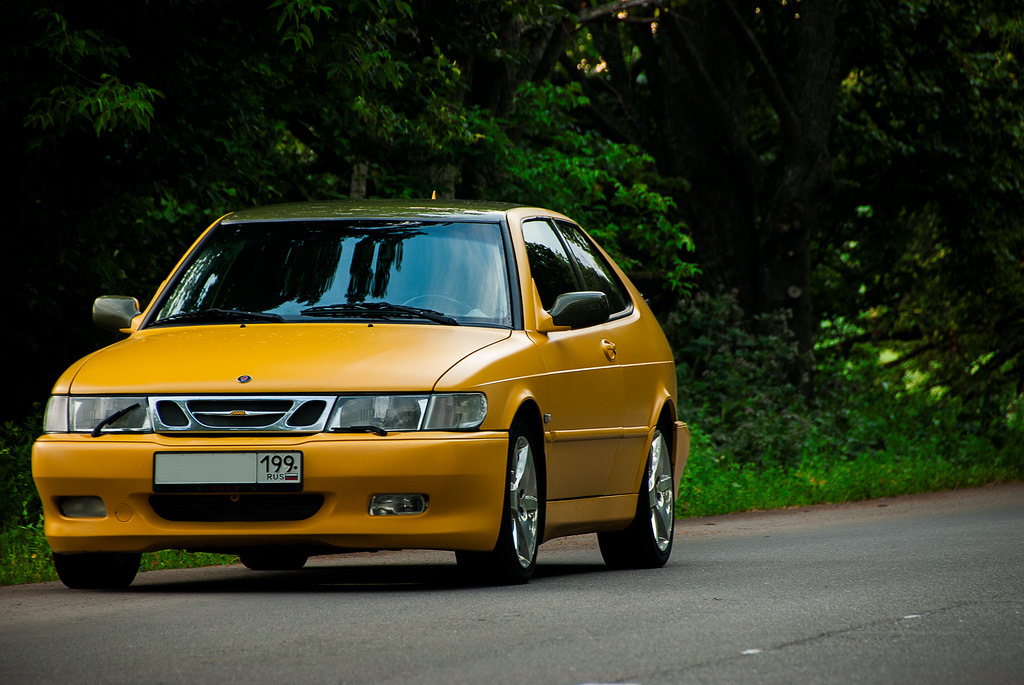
[598,429,674,569]
[456,419,542,584]
[52,551,141,589]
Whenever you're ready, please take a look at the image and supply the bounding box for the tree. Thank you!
[558,0,850,390]
[0,0,690,422]
[554,0,1023,413]
[0,0,442,420]
[817,0,1024,426]
[7,0,1018,434]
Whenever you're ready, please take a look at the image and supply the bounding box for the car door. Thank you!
[521,218,626,499]
[554,220,661,496]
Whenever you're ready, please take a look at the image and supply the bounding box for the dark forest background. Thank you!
[2,1,1022,473]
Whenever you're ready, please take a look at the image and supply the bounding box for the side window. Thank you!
[555,221,630,314]
[522,219,579,310]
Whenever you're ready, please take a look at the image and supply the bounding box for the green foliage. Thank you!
[0,523,238,587]
[139,549,238,573]
[3,0,468,420]
[0,524,57,586]
[820,0,1024,423]
[494,82,698,293]
[677,423,1022,519]
[0,415,43,529]
[666,291,812,466]
[26,75,163,138]
[677,381,1024,518]
[673,291,1023,515]
[23,8,164,139]
[650,284,1022,477]
[270,0,339,50]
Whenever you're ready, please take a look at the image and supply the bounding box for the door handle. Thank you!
[601,339,617,362]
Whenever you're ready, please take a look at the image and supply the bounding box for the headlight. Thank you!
[328,393,487,432]
[423,393,488,430]
[44,396,152,434]
[330,395,429,432]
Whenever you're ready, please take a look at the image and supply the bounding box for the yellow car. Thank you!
[33,200,689,587]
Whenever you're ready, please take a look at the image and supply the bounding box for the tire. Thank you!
[52,552,141,589]
[456,418,542,585]
[238,548,309,571]
[598,429,674,569]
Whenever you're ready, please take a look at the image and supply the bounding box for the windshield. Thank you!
[151,220,513,328]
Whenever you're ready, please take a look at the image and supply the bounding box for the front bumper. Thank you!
[32,431,509,554]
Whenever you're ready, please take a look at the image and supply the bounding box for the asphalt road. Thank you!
[1,484,1021,684]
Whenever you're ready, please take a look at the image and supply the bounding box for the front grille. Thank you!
[187,399,294,427]
[149,494,325,522]
[151,395,334,432]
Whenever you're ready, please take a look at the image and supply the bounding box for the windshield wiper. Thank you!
[330,424,388,437]
[153,308,285,326]
[91,403,141,438]
[300,302,459,326]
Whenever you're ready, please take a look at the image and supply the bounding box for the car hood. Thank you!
[60,323,512,395]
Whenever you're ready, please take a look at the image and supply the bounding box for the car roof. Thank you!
[220,199,532,224]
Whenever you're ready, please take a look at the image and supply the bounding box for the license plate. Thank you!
[153,451,302,493]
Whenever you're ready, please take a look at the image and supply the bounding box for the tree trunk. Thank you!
[349,160,369,199]
[577,0,843,396]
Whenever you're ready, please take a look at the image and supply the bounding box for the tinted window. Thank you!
[521,219,579,310]
[555,221,630,314]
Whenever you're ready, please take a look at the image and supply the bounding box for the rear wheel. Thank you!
[457,418,542,584]
[52,551,141,589]
[239,548,309,571]
[598,429,674,569]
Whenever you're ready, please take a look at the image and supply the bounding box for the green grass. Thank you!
[0,525,57,586]
[0,525,237,586]
[675,426,1023,518]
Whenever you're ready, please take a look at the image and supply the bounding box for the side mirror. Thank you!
[93,295,141,332]
[548,291,610,329]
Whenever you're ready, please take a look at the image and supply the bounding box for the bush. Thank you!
[665,290,812,466]
[669,291,1023,516]
[0,412,43,529]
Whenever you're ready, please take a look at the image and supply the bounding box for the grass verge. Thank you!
[0,526,237,587]
[676,427,1023,518]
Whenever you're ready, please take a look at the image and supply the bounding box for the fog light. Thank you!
[369,494,428,516]
[59,496,107,518]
